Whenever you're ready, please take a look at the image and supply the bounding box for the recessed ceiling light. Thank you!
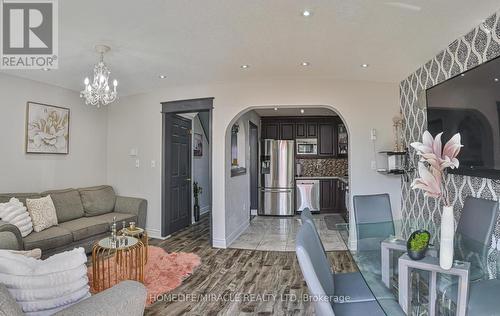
[273,107,278,111]
[460,74,465,77]
[495,78,499,82]
[240,64,249,69]
[302,10,312,17]
[301,61,310,66]
[159,75,167,79]
[300,109,305,114]
[361,64,369,68]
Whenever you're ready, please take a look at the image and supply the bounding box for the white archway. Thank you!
[221,104,356,248]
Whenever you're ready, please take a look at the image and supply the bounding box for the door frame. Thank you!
[249,121,259,217]
[161,98,214,242]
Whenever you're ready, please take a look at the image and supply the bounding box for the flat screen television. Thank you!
[426,55,500,179]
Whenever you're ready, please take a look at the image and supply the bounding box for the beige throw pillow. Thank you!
[26,196,58,232]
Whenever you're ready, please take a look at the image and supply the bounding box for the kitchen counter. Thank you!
[295,176,348,184]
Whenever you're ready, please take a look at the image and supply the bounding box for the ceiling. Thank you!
[2,0,500,96]
[254,108,337,117]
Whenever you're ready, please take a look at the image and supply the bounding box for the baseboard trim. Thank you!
[212,238,227,248]
[147,228,170,240]
[212,219,250,249]
[226,219,250,247]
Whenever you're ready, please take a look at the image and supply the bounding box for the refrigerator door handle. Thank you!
[260,188,293,193]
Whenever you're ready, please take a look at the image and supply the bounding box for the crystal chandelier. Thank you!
[80,45,118,107]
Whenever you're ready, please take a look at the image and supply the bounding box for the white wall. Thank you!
[106,78,402,246]
[0,73,108,193]
[225,110,260,244]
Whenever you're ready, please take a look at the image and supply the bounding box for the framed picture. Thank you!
[25,102,70,154]
[193,133,203,156]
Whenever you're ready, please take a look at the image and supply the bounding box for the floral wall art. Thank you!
[25,102,69,154]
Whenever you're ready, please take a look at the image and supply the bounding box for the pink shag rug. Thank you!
[88,246,201,305]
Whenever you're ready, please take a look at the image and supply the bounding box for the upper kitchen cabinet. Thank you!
[307,123,317,138]
[318,123,335,156]
[260,116,346,158]
[295,123,306,138]
[261,122,279,139]
[295,122,317,139]
[280,123,295,140]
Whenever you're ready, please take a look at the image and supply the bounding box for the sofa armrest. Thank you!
[54,281,147,316]
[0,220,23,250]
[114,196,147,229]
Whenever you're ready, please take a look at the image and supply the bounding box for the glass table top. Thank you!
[98,236,138,249]
[337,219,492,315]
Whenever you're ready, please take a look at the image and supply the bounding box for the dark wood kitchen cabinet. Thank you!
[280,123,295,140]
[318,123,336,156]
[260,116,346,158]
[320,180,336,213]
[296,122,317,139]
[295,123,306,138]
[320,179,347,213]
[261,122,279,139]
[307,123,317,137]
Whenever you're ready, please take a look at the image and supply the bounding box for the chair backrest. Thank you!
[457,196,499,246]
[301,208,313,222]
[296,223,335,316]
[353,194,395,251]
[301,208,327,255]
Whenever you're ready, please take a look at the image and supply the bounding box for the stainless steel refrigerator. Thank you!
[258,139,295,216]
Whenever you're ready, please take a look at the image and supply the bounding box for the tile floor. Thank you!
[229,214,347,252]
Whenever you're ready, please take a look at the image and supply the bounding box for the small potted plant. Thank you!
[407,230,430,260]
[193,182,203,222]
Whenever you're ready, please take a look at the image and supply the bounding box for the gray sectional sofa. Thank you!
[0,185,147,258]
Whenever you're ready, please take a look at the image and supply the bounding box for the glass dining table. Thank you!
[336,219,493,316]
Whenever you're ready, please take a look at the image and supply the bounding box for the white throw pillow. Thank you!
[25,196,58,232]
[7,248,42,259]
[0,247,90,314]
[0,198,33,237]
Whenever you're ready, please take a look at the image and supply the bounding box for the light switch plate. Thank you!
[135,159,140,168]
[151,160,156,168]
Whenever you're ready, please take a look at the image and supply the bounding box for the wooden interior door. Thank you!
[164,114,192,234]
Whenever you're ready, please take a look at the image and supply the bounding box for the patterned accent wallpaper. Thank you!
[296,158,348,177]
[400,11,500,277]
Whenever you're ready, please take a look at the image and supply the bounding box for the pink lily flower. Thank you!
[411,131,462,170]
[410,131,443,158]
[442,133,462,168]
[411,162,442,198]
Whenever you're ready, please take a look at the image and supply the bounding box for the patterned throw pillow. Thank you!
[26,196,58,232]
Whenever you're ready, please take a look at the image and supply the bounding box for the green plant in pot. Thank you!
[193,182,203,222]
[406,230,430,260]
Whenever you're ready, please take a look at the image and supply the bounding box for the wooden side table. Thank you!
[92,236,145,292]
[121,227,149,262]
[398,253,470,316]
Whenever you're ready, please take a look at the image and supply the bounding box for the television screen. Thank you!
[426,55,500,179]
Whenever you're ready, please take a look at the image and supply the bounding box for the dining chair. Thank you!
[353,194,395,251]
[295,223,386,315]
[299,208,382,303]
[439,196,499,311]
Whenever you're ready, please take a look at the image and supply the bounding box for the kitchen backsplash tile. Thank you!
[296,158,348,177]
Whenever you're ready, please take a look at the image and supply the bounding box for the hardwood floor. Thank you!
[146,215,357,316]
